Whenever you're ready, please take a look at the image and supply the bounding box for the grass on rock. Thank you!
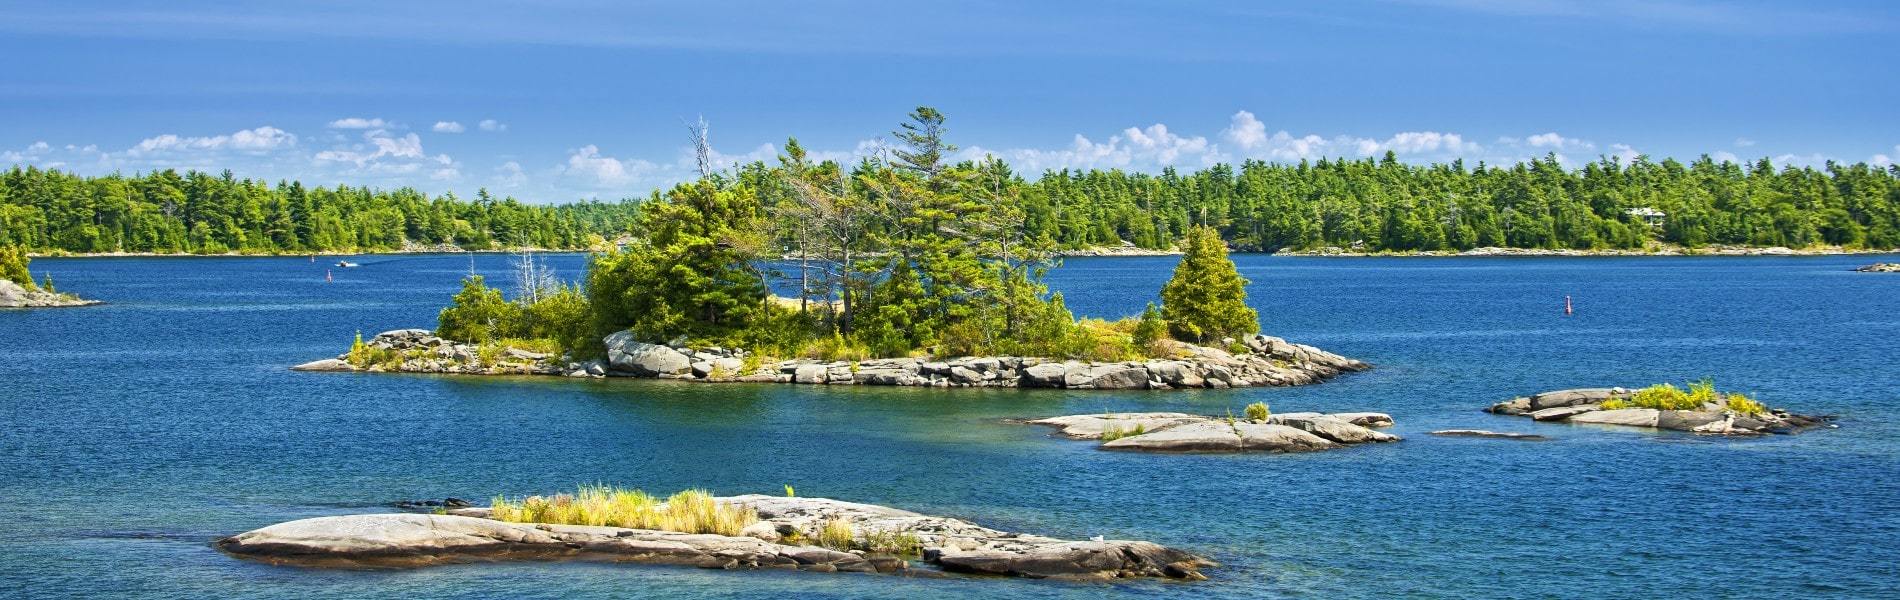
[488,485,757,536]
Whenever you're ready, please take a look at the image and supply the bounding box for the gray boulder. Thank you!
[1021,363,1070,388]
[1269,414,1399,444]
[1527,388,1624,411]
[604,331,691,376]
[291,358,356,372]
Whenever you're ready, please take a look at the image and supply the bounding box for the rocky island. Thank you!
[296,328,1368,390]
[1856,262,1900,272]
[1026,409,1398,452]
[1486,384,1832,435]
[219,492,1214,581]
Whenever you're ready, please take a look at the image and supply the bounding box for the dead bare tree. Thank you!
[687,116,713,179]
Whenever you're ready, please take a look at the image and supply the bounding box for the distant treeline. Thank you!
[1011,154,1900,252]
[0,167,641,253]
[5,152,1899,255]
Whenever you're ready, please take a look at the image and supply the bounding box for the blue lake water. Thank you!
[4,253,1898,599]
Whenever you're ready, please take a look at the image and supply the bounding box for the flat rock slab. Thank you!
[219,496,1214,582]
[1430,430,1549,441]
[1030,412,1398,454]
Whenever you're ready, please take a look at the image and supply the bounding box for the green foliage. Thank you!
[1161,226,1259,343]
[0,245,34,289]
[519,284,594,357]
[1131,302,1168,351]
[585,180,771,347]
[345,330,401,369]
[1244,402,1271,422]
[1612,380,1738,411]
[1725,393,1768,417]
[436,275,521,345]
[0,166,641,254]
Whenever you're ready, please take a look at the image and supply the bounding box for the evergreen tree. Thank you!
[1159,227,1258,343]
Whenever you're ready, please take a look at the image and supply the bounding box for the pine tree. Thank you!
[1159,226,1258,343]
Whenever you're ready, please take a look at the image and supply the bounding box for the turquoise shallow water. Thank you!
[3,253,1898,599]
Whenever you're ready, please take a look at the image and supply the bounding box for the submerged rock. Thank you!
[1429,429,1549,441]
[1486,387,1832,436]
[218,495,1215,581]
[1028,411,1399,454]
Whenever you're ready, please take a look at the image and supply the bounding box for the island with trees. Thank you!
[295,108,1368,390]
[0,245,95,308]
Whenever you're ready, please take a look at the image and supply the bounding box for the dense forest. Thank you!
[5,132,1899,256]
[0,168,642,253]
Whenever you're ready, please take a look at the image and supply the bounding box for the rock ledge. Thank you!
[218,495,1215,581]
[1485,388,1832,435]
[1026,411,1399,453]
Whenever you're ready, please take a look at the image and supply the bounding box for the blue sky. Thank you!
[2,0,1896,203]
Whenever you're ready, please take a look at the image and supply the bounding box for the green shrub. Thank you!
[1626,383,1700,410]
[1244,402,1270,422]
[1160,227,1259,343]
[0,246,35,289]
[1725,393,1768,416]
[437,275,521,344]
[1131,302,1169,355]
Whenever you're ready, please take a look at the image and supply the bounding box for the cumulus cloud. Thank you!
[478,119,507,132]
[559,144,659,186]
[327,117,392,129]
[314,129,458,180]
[129,126,298,155]
[433,121,466,133]
[1735,137,1757,147]
[494,160,527,187]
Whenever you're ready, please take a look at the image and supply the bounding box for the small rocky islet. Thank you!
[1486,387,1833,435]
[1856,262,1900,272]
[294,328,1369,391]
[0,279,98,309]
[1026,411,1398,453]
[218,495,1215,581]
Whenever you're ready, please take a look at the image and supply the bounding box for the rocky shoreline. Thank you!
[1486,388,1833,435]
[294,329,1369,391]
[218,495,1215,581]
[0,280,99,308]
[1027,411,1397,453]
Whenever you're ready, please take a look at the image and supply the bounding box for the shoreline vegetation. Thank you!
[300,108,1371,389]
[218,492,1216,580]
[7,113,1900,260]
[0,245,96,308]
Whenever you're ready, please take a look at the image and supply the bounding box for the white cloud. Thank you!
[1734,137,1757,147]
[129,126,298,155]
[495,160,527,187]
[478,119,507,132]
[1711,151,1740,163]
[314,129,458,180]
[327,117,391,129]
[559,144,659,185]
[432,121,466,133]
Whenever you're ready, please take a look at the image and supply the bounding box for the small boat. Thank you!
[335,261,359,268]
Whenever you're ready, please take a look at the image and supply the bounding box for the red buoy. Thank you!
[1564,295,1573,316]
[326,269,333,283]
